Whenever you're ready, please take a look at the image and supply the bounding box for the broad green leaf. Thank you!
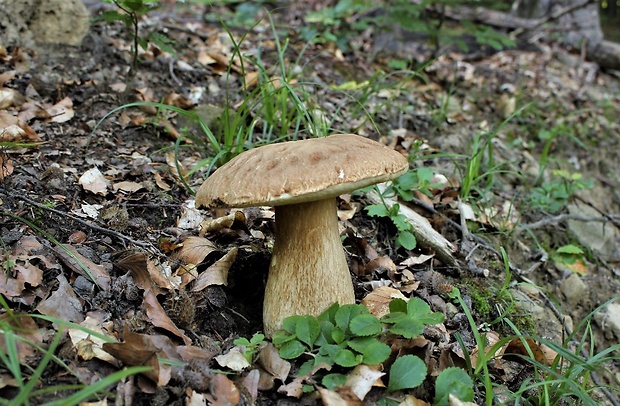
[389,298,408,314]
[279,340,306,359]
[318,302,340,323]
[348,337,391,365]
[387,355,426,392]
[295,315,320,347]
[365,204,390,218]
[322,373,348,389]
[434,367,474,406]
[389,318,424,339]
[396,231,417,250]
[250,333,265,345]
[556,244,584,255]
[316,320,336,346]
[408,298,445,325]
[331,326,346,344]
[272,330,295,346]
[334,349,363,367]
[380,311,408,325]
[283,315,304,334]
[335,304,368,332]
[349,314,382,336]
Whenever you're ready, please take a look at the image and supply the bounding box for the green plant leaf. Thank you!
[318,302,340,323]
[389,298,408,314]
[556,244,584,255]
[283,315,303,334]
[434,367,474,406]
[349,314,382,336]
[408,297,445,325]
[334,348,363,367]
[332,326,346,344]
[295,315,320,348]
[335,304,368,332]
[387,355,426,392]
[348,337,391,365]
[279,340,306,359]
[272,330,296,346]
[396,231,417,250]
[316,320,336,346]
[389,318,425,339]
[322,373,348,389]
[365,204,390,218]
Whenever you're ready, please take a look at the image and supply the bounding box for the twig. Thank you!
[517,213,620,230]
[3,192,157,252]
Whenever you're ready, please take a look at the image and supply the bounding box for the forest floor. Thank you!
[1,2,620,405]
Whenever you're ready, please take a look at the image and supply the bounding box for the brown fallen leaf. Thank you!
[67,311,119,365]
[345,364,385,401]
[112,181,145,193]
[0,313,44,364]
[0,152,13,179]
[103,328,181,386]
[175,236,217,265]
[318,386,363,406]
[361,286,407,319]
[191,247,237,291]
[47,96,74,123]
[143,289,191,345]
[54,244,111,290]
[205,374,241,406]
[215,347,251,372]
[36,274,85,324]
[257,342,291,383]
[114,251,163,295]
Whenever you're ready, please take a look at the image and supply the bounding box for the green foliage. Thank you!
[300,0,514,57]
[233,333,266,363]
[97,1,176,79]
[365,201,417,250]
[529,170,593,213]
[272,300,446,395]
[433,367,474,405]
[387,355,426,392]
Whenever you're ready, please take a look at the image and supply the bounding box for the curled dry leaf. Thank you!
[277,362,332,398]
[239,369,260,403]
[112,181,144,193]
[175,236,217,265]
[177,200,204,230]
[79,167,109,195]
[361,286,407,318]
[215,347,251,372]
[143,289,191,345]
[365,256,397,275]
[205,374,241,406]
[48,96,74,123]
[318,387,363,406]
[503,337,558,366]
[67,311,119,365]
[399,395,431,406]
[147,259,181,290]
[191,247,237,291]
[0,111,40,142]
[199,210,246,235]
[257,342,291,382]
[103,329,181,386]
[345,364,385,401]
[449,393,479,406]
[0,152,13,179]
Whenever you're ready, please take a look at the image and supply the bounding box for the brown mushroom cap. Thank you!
[195,134,409,208]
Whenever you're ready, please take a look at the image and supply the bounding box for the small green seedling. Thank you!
[233,333,267,363]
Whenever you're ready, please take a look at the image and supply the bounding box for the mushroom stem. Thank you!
[263,198,355,336]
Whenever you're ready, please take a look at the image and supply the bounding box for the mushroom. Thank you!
[195,134,408,336]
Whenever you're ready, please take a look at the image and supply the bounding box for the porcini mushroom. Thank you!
[195,134,408,336]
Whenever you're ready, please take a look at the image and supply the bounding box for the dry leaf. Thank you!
[175,236,217,265]
[199,210,246,234]
[345,364,385,401]
[143,289,191,345]
[112,181,144,193]
[191,247,237,291]
[36,274,84,324]
[205,374,241,406]
[215,347,251,372]
[79,167,109,195]
[0,152,13,179]
[67,311,119,365]
[257,342,291,382]
[54,244,111,290]
[146,259,181,290]
[48,96,74,123]
[399,395,431,406]
[238,369,260,403]
[361,286,407,318]
[0,313,43,364]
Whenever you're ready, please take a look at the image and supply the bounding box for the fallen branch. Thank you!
[517,213,620,230]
